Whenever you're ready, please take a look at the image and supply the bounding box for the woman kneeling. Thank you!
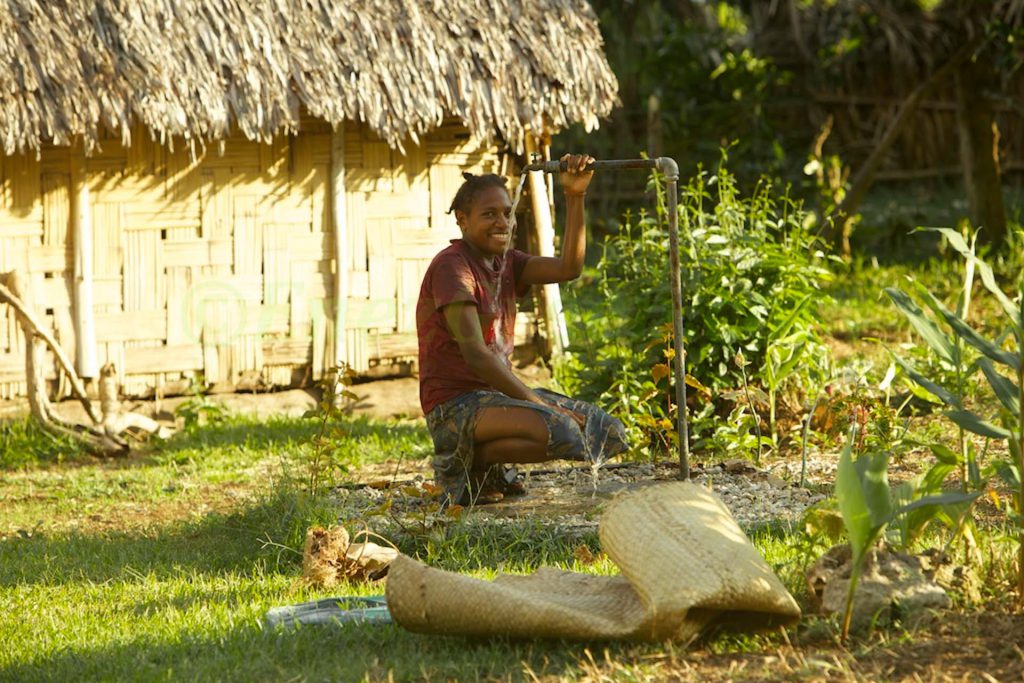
[415,154,627,505]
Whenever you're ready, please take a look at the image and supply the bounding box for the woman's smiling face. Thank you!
[456,185,513,258]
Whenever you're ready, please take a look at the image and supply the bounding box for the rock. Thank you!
[806,545,951,632]
[917,548,983,605]
[722,458,758,474]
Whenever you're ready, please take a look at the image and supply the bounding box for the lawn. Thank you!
[2,259,1024,682]
[0,415,799,682]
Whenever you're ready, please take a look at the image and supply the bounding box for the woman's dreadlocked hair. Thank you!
[447,172,508,215]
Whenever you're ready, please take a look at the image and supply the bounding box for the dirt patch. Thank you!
[0,379,423,426]
[1,365,552,425]
[0,485,256,538]
[551,609,1024,682]
[345,377,422,419]
[844,609,1024,682]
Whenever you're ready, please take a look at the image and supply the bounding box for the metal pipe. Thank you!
[521,158,658,174]
[527,156,690,479]
[659,158,691,481]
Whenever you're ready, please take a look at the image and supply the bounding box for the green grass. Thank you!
[0,481,785,682]
[0,414,431,532]
[0,417,84,469]
[0,491,818,682]
[0,490,602,681]
[0,410,827,682]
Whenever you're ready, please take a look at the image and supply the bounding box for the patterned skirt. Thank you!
[425,388,629,505]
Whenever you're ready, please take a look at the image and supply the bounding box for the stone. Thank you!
[806,545,951,632]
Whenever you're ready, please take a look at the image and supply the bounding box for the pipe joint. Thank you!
[656,156,679,181]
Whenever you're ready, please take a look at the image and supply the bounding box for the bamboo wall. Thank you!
[810,92,1024,182]
[0,119,537,399]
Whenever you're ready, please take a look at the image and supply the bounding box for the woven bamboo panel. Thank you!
[0,119,521,399]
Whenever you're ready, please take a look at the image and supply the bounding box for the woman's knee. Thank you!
[473,406,549,444]
[475,437,548,466]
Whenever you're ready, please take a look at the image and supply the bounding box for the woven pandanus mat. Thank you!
[386,481,800,642]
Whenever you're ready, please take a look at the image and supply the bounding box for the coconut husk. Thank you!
[302,525,398,587]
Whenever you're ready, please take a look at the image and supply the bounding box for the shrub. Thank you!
[556,161,832,459]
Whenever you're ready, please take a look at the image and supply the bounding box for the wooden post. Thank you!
[71,146,98,380]
[331,127,349,387]
[525,134,569,356]
[540,132,556,222]
[954,53,1007,247]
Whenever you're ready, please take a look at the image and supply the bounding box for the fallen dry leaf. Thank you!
[573,544,597,565]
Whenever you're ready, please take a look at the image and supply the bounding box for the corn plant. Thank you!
[834,440,891,640]
[885,229,979,490]
[889,452,971,551]
[886,227,1024,605]
[834,436,979,640]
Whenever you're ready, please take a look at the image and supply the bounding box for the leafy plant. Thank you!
[886,228,981,490]
[303,364,359,495]
[886,226,1024,604]
[834,441,891,640]
[557,159,832,459]
[889,452,973,552]
[833,436,979,641]
[175,374,226,432]
[760,294,817,451]
[814,372,912,456]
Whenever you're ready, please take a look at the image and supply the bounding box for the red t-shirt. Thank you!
[417,239,533,415]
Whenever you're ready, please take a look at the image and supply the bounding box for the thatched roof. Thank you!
[0,0,619,155]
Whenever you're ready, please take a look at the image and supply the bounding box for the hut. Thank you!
[0,0,618,401]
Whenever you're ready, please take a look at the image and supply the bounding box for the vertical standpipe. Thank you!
[523,157,690,479]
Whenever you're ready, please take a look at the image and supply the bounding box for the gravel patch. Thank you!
[338,456,834,537]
